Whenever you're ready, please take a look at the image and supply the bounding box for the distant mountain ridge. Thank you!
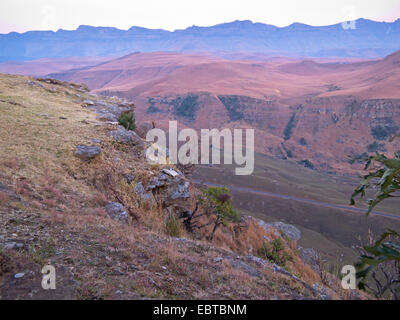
[1,18,400,61]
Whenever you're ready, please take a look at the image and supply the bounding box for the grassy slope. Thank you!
[0,74,361,300]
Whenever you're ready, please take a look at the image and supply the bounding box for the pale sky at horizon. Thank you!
[0,0,400,34]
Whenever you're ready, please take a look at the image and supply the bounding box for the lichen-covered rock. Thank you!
[97,111,118,122]
[149,168,190,205]
[246,255,268,267]
[108,129,141,145]
[73,145,101,161]
[228,258,262,278]
[133,182,155,204]
[255,219,301,241]
[298,247,319,271]
[135,168,191,215]
[105,202,128,223]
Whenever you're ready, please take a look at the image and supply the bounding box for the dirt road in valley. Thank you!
[194,180,400,221]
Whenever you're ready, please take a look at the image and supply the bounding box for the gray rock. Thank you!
[123,173,135,184]
[162,168,180,177]
[246,255,267,267]
[170,181,190,200]
[74,145,101,161]
[229,259,262,278]
[133,182,155,203]
[0,182,21,201]
[298,247,320,271]
[26,80,44,88]
[134,168,191,214]
[108,129,141,145]
[97,112,118,122]
[105,202,128,223]
[83,100,95,105]
[4,242,24,250]
[256,219,301,241]
[313,282,333,300]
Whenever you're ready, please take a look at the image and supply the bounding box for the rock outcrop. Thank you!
[73,145,101,162]
[105,202,129,223]
[133,168,192,217]
[253,218,301,241]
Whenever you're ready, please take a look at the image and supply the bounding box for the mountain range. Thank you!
[1,18,400,62]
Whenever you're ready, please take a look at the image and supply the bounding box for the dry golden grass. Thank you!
[0,73,367,300]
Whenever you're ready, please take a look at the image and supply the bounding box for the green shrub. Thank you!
[258,238,292,267]
[202,187,240,224]
[200,186,240,240]
[118,111,135,131]
[298,159,315,169]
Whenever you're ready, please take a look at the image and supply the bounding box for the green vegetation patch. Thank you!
[258,238,293,267]
[298,159,315,170]
[172,94,200,121]
[218,95,246,121]
[146,105,161,114]
[118,111,135,131]
[367,141,386,153]
[371,124,398,141]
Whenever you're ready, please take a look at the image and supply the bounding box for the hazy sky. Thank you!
[0,0,399,34]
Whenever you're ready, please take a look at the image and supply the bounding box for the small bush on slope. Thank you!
[118,111,135,131]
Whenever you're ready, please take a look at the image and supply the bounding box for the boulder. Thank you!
[134,168,191,215]
[82,99,95,105]
[108,129,141,145]
[105,202,128,223]
[298,247,319,271]
[255,218,301,241]
[74,145,101,161]
[149,169,190,206]
[246,255,268,267]
[133,182,155,204]
[228,258,262,278]
[97,111,118,122]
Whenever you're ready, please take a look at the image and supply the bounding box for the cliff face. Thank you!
[125,93,400,174]
[47,50,400,174]
[0,74,367,300]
